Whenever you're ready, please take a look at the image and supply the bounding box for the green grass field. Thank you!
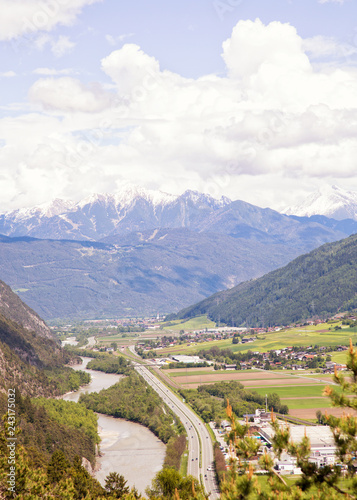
[283,398,332,409]
[250,385,329,398]
[163,315,216,331]
[99,334,139,343]
[330,351,350,363]
[159,321,357,357]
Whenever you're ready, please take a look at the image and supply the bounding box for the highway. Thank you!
[132,358,220,499]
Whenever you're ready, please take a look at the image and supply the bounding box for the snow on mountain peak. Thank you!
[180,190,231,208]
[283,185,357,221]
[114,185,177,207]
[1,185,232,223]
[7,198,75,221]
[38,198,76,217]
[77,185,178,209]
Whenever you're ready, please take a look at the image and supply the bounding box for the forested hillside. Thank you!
[170,233,357,327]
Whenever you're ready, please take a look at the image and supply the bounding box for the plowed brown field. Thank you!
[175,373,318,387]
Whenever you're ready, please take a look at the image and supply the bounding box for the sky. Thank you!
[0,0,357,212]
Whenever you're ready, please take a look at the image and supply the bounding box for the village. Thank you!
[212,410,342,476]
[135,339,349,374]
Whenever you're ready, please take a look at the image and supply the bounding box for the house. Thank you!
[243,409,271,424]
[302,354,316,360]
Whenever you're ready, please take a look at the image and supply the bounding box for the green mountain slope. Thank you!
[0,279,85,396]
[170,233,357,327]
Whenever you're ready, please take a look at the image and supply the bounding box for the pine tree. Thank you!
[220,341,357,499]
[105,472,130,498]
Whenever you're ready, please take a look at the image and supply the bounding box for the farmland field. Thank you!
[290,407,357,419]
[169,367,336,389]
[159,319,354,418]
[251,385,331,399]
[164,361,346,419]
[159,322,357,356]
[162,315,216,331]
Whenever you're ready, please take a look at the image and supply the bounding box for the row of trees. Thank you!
[180,380,288,424]
[86,355,132,375]
[79,372,182,444]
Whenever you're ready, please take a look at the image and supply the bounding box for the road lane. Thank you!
[134,363,220,498]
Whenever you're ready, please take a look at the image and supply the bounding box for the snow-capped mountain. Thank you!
[283,185,357,221]
[6,198,76,223]
[2,184,357,319]
[0,186,232,241]
[77,185,178,210]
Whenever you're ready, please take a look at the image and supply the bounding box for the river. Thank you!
[63,357,165,494]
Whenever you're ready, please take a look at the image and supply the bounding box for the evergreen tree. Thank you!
[47,450,70,483]
[220,340,357,499]
[105,472,130,498]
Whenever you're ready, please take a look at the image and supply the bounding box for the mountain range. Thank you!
[284,185,357,221]
[0,185,357,320]
[0,187,230,241]
[170,232,357,327]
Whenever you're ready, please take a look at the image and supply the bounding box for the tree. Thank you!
[105,472,130,498]
[146,468,205,499]
[316,409,322,423]
[146,468,181,498]
[220,341,357,499]
[111,342,118,351]
[47,450,70,483]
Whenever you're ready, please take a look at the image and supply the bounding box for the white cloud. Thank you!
[32,33,76,57]
[105,33,135,46]
[318,0,346,3]
[2,19,357,211]
[28,77,113,113]
[33,33,51,50]
[0,71,16,78]
[51,35,75,57]
[303,35,357,60]
[221,19,311,81]
[33,67,73,76]
[0,0,102,41]
[101,44,163,95]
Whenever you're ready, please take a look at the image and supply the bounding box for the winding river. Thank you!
[63,357,165,494]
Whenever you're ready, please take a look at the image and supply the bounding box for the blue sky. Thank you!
[0,0,356,211]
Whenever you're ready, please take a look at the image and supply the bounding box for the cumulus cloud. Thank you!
[222,19,311,81]
[2,18,357,211]
[28,77,113,112]
[101,44,163,95]
[0,0,102,40]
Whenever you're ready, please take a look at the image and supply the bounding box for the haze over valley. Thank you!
[0,185,357,319]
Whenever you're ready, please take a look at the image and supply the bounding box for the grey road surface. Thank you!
[134,362,220,499]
